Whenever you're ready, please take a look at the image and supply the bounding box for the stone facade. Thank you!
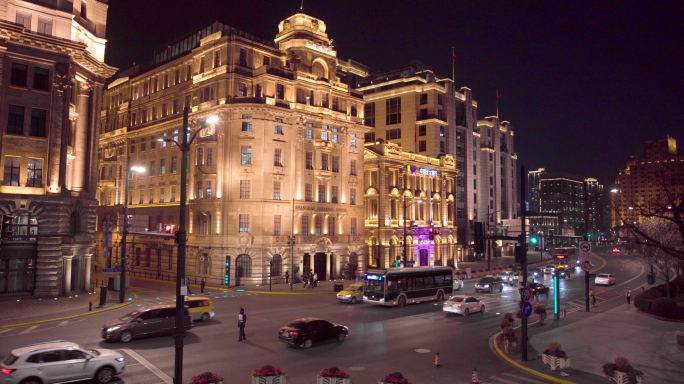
[0,0,116,297]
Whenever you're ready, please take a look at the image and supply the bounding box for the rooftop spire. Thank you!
[300,0,303,11]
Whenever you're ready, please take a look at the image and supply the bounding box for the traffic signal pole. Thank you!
[584,181,590,312]
[520,165,528,362]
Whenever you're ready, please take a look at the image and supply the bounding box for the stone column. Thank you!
[63,256,73,295]
[84,254,92,292]
[71,80,92,194]
[325,251,331,280]
[311,253,316,277]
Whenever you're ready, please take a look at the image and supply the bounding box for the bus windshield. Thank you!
[364,276,384,294]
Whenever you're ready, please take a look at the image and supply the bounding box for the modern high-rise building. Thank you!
[0,0,115,297]
[350,61,517,261]
[613,136,684,229]
[96,13,370,286]
[526,168,545,212]
[540,171,584,236]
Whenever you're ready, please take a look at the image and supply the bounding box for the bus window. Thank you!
[424,276,434,288]
[434,274,444,286]
[414,277,425,290]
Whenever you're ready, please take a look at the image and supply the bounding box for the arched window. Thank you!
[390,199,397,220]
[271,254,282,276]
[197,253,210,275]
[432,202,441,221]
[236,254,252,278]
[312,61,326,79]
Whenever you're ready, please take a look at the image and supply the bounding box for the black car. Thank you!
[278,317,348,349]
[519,282,550,296]
[474,277,503,293]
[556,267,571,279]
[102,305,193,343]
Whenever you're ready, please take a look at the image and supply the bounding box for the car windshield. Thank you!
[345,286,358,291]
[120,310,142,321]
[287,321,309,329]
[3,354,18,365]
[86,349,101,356]
[478,279,493,284]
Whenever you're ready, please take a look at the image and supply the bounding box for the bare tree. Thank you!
[629,218,683,297]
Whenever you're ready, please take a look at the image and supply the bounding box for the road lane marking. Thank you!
[490,376,521,384]
[122,348,172,384]
[58,320,69,327]
[501,372,552,384]
[0,329,14,335]
[18,325,39,334]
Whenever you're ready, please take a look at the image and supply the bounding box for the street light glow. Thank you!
[628,207,633,210]
[610,188,618,193]
[130,166,146,173]
[205,115,220,124]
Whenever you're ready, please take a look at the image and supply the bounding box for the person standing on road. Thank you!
[313,272,318,288]
[200,278,205,293]
[590,289,597,307]
[625,288,631,305]
[238,308,247,341]
[285,270,290,284]
[186,276,193,294]
[303,273,309,288]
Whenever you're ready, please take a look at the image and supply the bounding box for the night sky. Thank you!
[105,0,684,188]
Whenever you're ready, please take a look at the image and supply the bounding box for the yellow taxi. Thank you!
[183,296,215,322]
[336,284,364,304]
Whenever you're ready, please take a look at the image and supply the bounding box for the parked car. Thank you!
[519,282,550,296]
[474,277,503,293]
[336,284,363,303]
[102,305,193,343]
[543,265,557,274]
[594,273,616,286]
[0,341,125,384]
[278,318,348,349]
[442,295,484,316]
[453,276,464,291]
[508,271,535,285]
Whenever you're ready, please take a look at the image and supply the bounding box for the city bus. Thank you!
[363,266,454,307]
[553,247,578,268]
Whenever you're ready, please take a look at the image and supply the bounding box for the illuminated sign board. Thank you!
[365,274,383,280]
[305,41,337,57]
[406,165,438,176]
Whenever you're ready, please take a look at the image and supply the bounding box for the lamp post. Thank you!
[287,198,295,291]
[162,107,219,384]
[119,163,145,303]
[402,196,422,268]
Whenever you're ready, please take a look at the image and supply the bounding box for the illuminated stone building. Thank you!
[363,141,458,268]
[0,0,115,297]
[96,14,368,286]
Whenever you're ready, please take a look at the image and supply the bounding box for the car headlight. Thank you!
[115,357,124,362]
[363,296,368,300]
[344,294,351,298]
[107,326,121,332]
[533,272,538,276]
[484,284,489,288]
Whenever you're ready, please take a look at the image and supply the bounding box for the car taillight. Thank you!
[456,304,462,308]
[279,328,283,332]
[2,369,15,375]
[443,302,448,305]
[291,331,298,336]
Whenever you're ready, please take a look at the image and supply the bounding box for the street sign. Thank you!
[521,287,532,302]
[588,273,597,278]
[522,301,533,318]
[579,241,592,262]
[199,255,206,262]
[102,268,121,273]
[581,261,592,272]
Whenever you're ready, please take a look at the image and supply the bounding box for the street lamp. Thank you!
[119,164,145,304]
[401,196,422,268]
[162,107,219,384]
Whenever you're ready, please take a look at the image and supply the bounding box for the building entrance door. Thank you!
[71,257,81,292]
[419,249,428,266]
[314,253,326,280]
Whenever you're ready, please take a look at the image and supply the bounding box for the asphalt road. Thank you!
[0,247,646,384]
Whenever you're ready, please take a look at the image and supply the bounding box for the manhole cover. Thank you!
[415,348,431,354]
[347,366,365,371]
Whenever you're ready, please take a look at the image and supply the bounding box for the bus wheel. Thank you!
[398,296,406,307]
[437,291,444,301]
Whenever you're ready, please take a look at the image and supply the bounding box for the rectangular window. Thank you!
[315,216,322,236]
[16,12,31,29]
[197,181,203,199]
[206,181,212,199]
[321,153,329,170]
[149,160,155,176]
[273,181,281,200]
[440,125,445,137]
[239,214,249,233]
[33,68,50,90]
[332,186,338,203]
[350,188,356,205]
[321,131,329,141]
[175,70,180,85]
[274,148,283,167]
[364,102,376,127]
[199,57,205,74]
[11,63,28,87]
[238,82,247,97]
[386,97,401,125]
[207,149,212,166]
[138,189,143,204]
[26,158,42,187]
[419,140,427,152]
[457,190,464,202]
[160,159,166,175]
[197,148,204,165]
[160,188,165,203]
[241,121,252,131]
[29,108,47,137]
[306,129,313,139]
[305,184,313,202]
[332,134,339,143]
[40,18,54,35]
[149,189,154,203]
[240,180,251,199]
[420,93,428,105]
[328,216,335,235]
[350,137,357,148]
[302,216,309,235]
[241,146,252,164]
[141,143,146,152]
[350,159,357,176]
[143,83,149,96]
[7,105,24,135]
[214,50,221,68]
[419,125,427,136]
[305,152,313,170]
[171,157,177,173]
[171,187,176,202]
[186,65,192,80]
[440,141,445,153]
[457,208,464,219]
[134,87,139,100]
[162,104,168,117]
[275,125,283,135]
[438,94,443,105]
[263,56,270,66]
[276,84,284,100]
[173,99,179,114]
[239,49,247,67]
[386,128,401,140]
[318,184,326,202]
[351,218,357,236]
[129,144,135,154]
[274,215,281,236]
[332,156,339,172]
[164,74,169,89]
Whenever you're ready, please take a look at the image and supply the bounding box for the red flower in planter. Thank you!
[320,367,349,378]
[253,365,283,377]
[189,372,223,384]
[382,372,409,384]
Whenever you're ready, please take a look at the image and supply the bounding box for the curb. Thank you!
[200,284,335,295]
[490,331,575,384]
[0,293,138,329]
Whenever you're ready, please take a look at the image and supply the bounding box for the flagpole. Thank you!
[496,90,499,118]
[452,47,455,83]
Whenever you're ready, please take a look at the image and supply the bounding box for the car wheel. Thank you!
[301,338,313,349]
[351,297,358,304]
[336,332,346,342]
[437,290,444,301]
[398,296,406,307]
[464,308,470,317]
[96,367,115,384]
[119,331,133,343]
[201,313,210,322]
[20,379,42,384]
[481,305,485,313]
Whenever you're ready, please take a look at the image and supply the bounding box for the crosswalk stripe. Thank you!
[58,320,69,327]
[501,372,551,384]
[0,329,14,335]
[489,375,521,384]
[18,325,39,334]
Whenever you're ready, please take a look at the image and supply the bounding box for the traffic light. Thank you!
[428,226,435,241]
[164,224,174,233]
[474,222,485,253]
[1,215,14,239]
[587,234,592,238]
[530,236,538,244]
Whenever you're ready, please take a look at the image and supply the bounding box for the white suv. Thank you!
[1,341,125,384]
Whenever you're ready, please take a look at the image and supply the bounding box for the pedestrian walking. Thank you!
[238,308,247,341]
[186,276,193,294]
[625,288,631,305]
[285,270,290,284]
[313,272,318,288]
[201,278,205,293]
[303,273,309,288]
[589,289,596,307]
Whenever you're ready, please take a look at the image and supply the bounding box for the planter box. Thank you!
[542,354,570,370]
[318,376,352,384]
[251,375,287,384]
[608,371,643,384]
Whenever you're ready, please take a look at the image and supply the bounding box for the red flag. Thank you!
[452,47,456,62]
[497,91,502,99]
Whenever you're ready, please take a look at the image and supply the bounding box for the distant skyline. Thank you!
[105,0,684,188]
